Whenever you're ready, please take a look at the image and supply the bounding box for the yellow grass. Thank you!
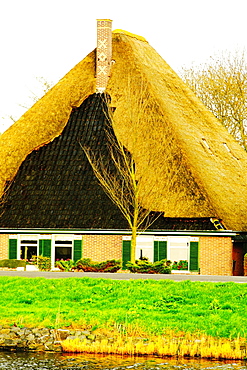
[61,330,247,360]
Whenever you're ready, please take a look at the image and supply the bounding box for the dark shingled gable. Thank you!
[0,93,217,231]
[0,94,129,229]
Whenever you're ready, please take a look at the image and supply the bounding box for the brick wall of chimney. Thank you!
[96,19,112,93]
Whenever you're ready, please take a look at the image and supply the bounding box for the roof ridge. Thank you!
[112,29,147,43]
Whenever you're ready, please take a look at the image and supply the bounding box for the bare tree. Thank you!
[81,94,162,264]
[180,50,247,150]
[1,77,54,132]
[19,77,54,109]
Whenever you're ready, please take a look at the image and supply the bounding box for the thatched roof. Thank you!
[0,93,216,230]
[0,50,95,193]
[0,30,247,231]
[0,94,129,228]
[107,31,247,231]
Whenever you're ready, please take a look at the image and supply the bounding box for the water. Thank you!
[0,352,246,370]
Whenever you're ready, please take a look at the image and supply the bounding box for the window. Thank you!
[168,237,189,263]
[135,236,154,262]
[9,234,82,268]
[19,235,38,260]
[54,235,73,261]
[167,236,199,271]
[121,235,154,266]
[122,236,199,272]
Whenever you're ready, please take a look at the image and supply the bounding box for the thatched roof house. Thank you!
[0,28,247,231]
[0,20,246,276]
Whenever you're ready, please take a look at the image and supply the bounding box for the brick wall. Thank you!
[83,234,122,261]
[0,233,234,276]
[96,19,112,93]
[199,236,233,275]
[0,234,8,259]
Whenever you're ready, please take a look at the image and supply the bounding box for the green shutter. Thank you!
[159,241,167,260]
[9,239,17,259]
[39,239,51,258]
[153,241,159,262]
[153,240,167,261]
[122,240,131,270]
[38,240,42,256]
[73,239,82,262]
[190,241,199,271]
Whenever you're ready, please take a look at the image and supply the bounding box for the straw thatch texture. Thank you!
[0,50,95,195]
[0,31,247,231]
[107,32,247,231]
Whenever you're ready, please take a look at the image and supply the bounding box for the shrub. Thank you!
[172,260,188,270]
[55,259,75,272]
[0,259,26,268]
[244,253,247,276]
[31,256,51,271]
[38,256,51,271]
[76,258,121,272]
[126,259,172,274]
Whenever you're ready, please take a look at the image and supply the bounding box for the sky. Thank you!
[1,0,247,132]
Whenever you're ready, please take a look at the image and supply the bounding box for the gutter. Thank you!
[0,228,238,237]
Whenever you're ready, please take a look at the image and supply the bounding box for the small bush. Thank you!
[0,259,26,268]
[31,256,51,271]
[76,258,121,272]
[55,259,75,272]
[172,260,188,270]
[38,256,51,271]
[126,259,172,274]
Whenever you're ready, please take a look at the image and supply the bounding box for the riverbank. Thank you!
[0,325,247,360]
[1,276,247,359]
[0,326,95,352]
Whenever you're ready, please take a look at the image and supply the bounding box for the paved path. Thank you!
[0,271,247,283]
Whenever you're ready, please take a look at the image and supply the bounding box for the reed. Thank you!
[61,330,247,360]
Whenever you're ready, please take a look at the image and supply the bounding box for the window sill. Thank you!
[171,270,190,274]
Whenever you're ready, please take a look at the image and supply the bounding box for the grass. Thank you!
[61,333,247,360]
[2,276,247,358]
[0,276,247,338]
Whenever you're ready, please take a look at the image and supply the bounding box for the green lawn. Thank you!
[1,276,247,338]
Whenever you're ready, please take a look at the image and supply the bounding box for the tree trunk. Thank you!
[131,226,137,263]
[24,246,28,271]
[131,189,139,263]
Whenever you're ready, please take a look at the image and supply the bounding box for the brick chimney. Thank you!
[96,19,112,93]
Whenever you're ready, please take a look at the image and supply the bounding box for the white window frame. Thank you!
[51,234,74,267]
[135,235,154,262]
[18,234,39,260]
[167,236,190,270]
